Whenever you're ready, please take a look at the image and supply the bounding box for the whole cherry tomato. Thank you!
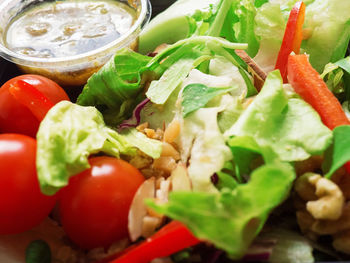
[0,75,69,137]
[0,134,57,235]
[59,156,145,249]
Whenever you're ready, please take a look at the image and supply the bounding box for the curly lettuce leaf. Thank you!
[77,48,152,125]
[303,0,350,72]
[254,0,350,73]
[139,0,219,54]
[225,70,333,162]
[37,101,136,195]
[148,162,295,259]
[145,36,248,105]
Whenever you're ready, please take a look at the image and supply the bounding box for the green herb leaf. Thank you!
[26,240,51,263]
[182,83,233,117]
[148,162,295,259]
[324,125,350,178]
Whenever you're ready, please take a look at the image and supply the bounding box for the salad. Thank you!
[1,0,350,262]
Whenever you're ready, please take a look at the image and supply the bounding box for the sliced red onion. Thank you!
[119,98,150,130]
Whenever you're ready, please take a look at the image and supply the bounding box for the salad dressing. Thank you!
[4,0,136,58]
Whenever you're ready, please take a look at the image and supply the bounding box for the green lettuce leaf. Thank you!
[225,71,333,162]
[228,135,278,180]
[77,48,152,125]
[146,50,204,104]
[233,0,260,57]
[139,0,219,54]
[145,36,248,105]
[182,83,233,117]
[148,162,295,259]
[140,0,260,58]
[303,0,350,72]
[120,128,162,159]
[37,101,136,195]
[254,0,350,73]
[323,125,350,179]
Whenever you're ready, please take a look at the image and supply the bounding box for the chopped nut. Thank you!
[153,157,177,174]
[164,119,180,143]
[129,154,153,169]
[145,128,156,138]
[170,163,192,192]
[128,177,155,241]
[141,216,162,238]
[306,173,344,220]
[156,179,171,203]
[294,173,318,201]
[136,122,149,132]
[311,203,350,235]
[161,142,180,161]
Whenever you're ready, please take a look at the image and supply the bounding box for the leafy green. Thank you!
[303,0,350,72]
[180,105,232,193]
[37,101,136,195]
[225,71,333,162]
[139,0,219,54]
[323,126,350,178]
[145,36,247,105]
[77,48,152,125]
[234,0,260,57]
[148,162,295,259]
[146,51,204,104]
[120,128,162,159]
[25,240,51,263]
[321,56,350,105]
[254,0,350,72]
[216,161,239,189]
[228,135,278,180]
[182,83,233,117]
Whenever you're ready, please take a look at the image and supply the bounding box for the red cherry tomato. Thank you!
[0,134,57,235]
[0,75,69,137]
[59,156,145,250]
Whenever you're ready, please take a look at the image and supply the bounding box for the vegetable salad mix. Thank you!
[1,0,350,262]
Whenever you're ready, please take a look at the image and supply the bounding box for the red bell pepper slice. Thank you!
[9,80,55,122]
[104,221,200,263]
[287,54,350,174]
[275,1,305,83]
[287,54,350,130]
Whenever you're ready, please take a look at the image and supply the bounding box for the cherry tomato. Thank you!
[0,134,57,235]
[59,156,145,249]
[0,75,69,137]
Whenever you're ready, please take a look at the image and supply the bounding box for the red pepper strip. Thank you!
[107,221,200,263]
[9,80,55,122]
[287,54,350,174]
[275,1,305,83]
[287,54,350,130]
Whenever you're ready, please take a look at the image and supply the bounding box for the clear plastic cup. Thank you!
[0,0,151,86]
